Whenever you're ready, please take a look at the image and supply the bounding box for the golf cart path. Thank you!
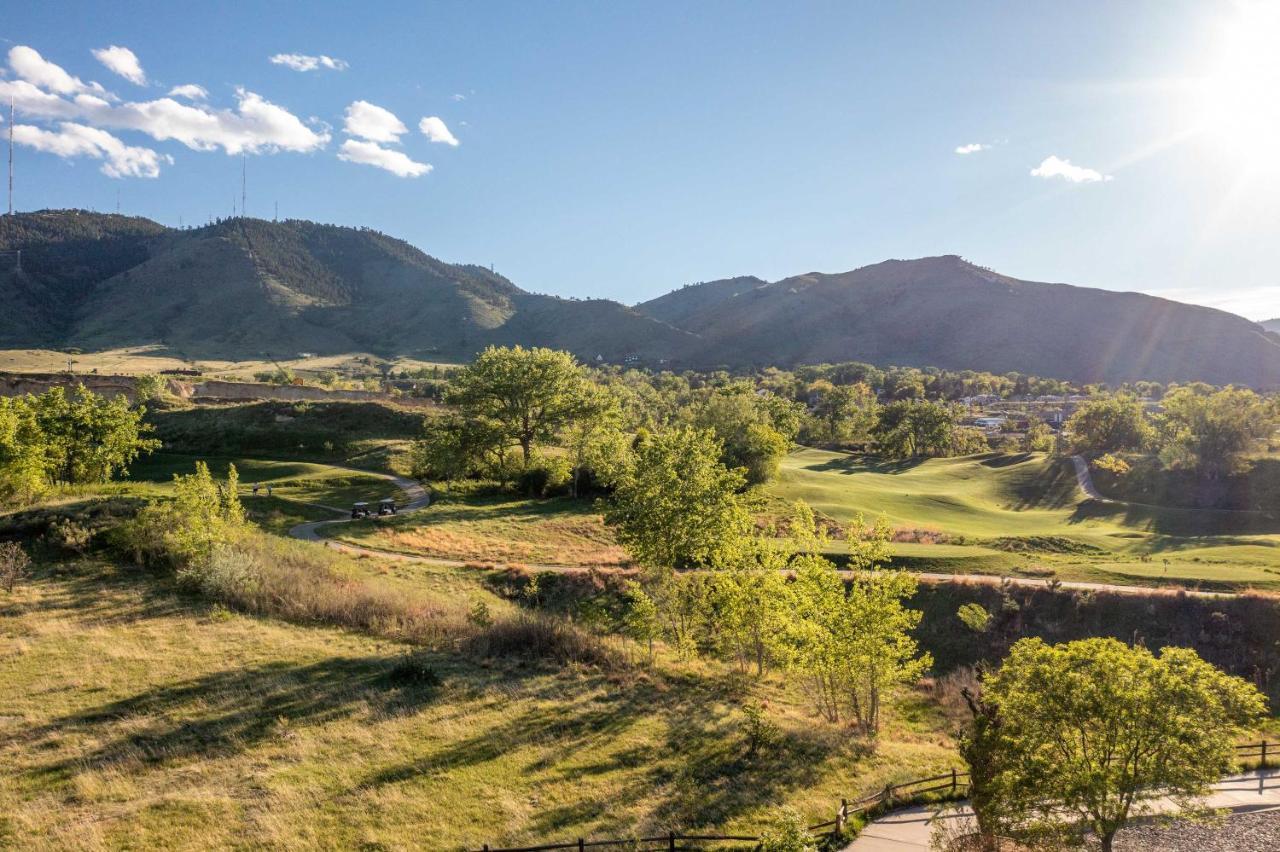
[842,770,1280,850]
[283,470,1233,596]
[1072,454,1107,500]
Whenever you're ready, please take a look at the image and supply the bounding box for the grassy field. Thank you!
[333,495,633,568]
[774,449,1280,590]
[1,555,963,850]
[0,346,460,380]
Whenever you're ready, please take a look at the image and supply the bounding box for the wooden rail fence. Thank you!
[472,741,1277,852]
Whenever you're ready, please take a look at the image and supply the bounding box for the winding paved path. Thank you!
[842,770,1280,850]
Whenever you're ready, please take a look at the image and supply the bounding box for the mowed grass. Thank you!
[333,496,634,568]
[774,449,1280,590]
[127,453,393,511]
[1,558,962,850]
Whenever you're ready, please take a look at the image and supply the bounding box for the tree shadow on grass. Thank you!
[360,667,842,840]
[804,455,926,476]
[17,655,445,786]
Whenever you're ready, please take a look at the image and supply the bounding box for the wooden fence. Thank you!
[472,741,1277,852]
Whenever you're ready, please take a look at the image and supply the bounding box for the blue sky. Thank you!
[3,0,1278,319]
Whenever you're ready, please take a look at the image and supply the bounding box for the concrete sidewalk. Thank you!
[841,770,1280,850]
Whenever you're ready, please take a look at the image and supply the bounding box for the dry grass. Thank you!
[336,496,634,568]
[1,554,966,850]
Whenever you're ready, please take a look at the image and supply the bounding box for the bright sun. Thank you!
[1198,1,1280,170]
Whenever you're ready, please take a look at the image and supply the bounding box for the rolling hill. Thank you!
[0,211,690,362]
[3,211,1279,386]
[1264,318,1280,333]
[637,256,1280,387]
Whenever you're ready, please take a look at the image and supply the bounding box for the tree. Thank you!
[802,382,880,447]
[31,386,160,485]
[410,414,509,481]
[872,400,972,459]
[781,555,931,734]
[620,579,661,663]
[445,346,590,468]
[1065,394,1154,456]
[0,397,48,503]
[1156,386,1279,479]
[691,383,801,484]
[561,382,629,496]
[605,427,750,570]
[983,637,1266,851]
[128,462,248,569]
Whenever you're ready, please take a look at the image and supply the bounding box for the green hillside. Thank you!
[773,448,1280,588]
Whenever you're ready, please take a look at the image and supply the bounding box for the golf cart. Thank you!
[378,498,397,516]
[351,501,371,519]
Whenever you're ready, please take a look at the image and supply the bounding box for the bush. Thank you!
[471,612,623,669]
[385,652,443,688]
[0,541,32,593]
[517,454,573,497]
[180,545,262,599]
[758,807,817,852]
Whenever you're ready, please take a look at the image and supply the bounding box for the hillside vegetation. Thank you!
[5,211,1280,386]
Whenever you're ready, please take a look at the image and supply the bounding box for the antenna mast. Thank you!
[241,154,246,218]
[7,98,13,216]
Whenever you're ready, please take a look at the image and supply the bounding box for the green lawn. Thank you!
[773,448,1280,590]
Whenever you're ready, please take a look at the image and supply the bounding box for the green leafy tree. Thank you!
[128,462,248,569]
[31,386,160,485]
[410,415,510,481]
[1156,386,1279,479]
[1022,419,1056,453]
[605,426,750,570]
[782,555,931,734]
[0,397,49,503]
[561,382,630,496]
[1065,394,1154,456]
[984,637,1266,852]
[691,383,800,484]
[620,579,661,663]
[802,381,880,447]
[873,399,967,459]
[445,346,590,468]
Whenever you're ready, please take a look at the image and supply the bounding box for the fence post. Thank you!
[668,830,676,851]
[836,797,847,832]
[883,784,894,808]
[578,840,585,852]
[1263,741,1269,770]
[951,767,958,793]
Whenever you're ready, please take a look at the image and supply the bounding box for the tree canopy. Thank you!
[980,637,1266,851]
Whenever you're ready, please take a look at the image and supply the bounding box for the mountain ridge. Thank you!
[3,211,1279,387]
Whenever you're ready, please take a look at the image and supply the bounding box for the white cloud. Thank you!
[2,49,330,156]
[270,53,348,72]
[167,84,208,101]
[337,139,431,177]
[92,45,146,85]
[954,143,989,155]
[343,100,407,143]
[1030,155,1113,183]
[418,116,458,146]
[8,46,105,96]
[451,93,466,102]
[13,121,170,178]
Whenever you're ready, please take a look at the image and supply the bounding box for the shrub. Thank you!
[180,545,262,599]
[758,807,817,852]
[0,541,32,593]
[471,613,623,669]
[46,518,93,554]
[385,652,443,688]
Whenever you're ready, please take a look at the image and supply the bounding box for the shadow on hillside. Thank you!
[804,454,927,475]
[17,655,444,784]
[18,564,189,626]
[361,668,837,837]
[1068,499,1280,536]
[1005,458,1080,512]
[978,452,1031,468]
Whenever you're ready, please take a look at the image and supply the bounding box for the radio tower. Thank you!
[241,154,246,218]
[7,98,13,216]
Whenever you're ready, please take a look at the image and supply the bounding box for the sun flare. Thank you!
[1198,1,1280,171]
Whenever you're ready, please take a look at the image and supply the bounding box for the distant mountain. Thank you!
[1264,318,1280,333]
[635,256,1280,387]
[4,212,1278,387]
[0,211,691,362]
